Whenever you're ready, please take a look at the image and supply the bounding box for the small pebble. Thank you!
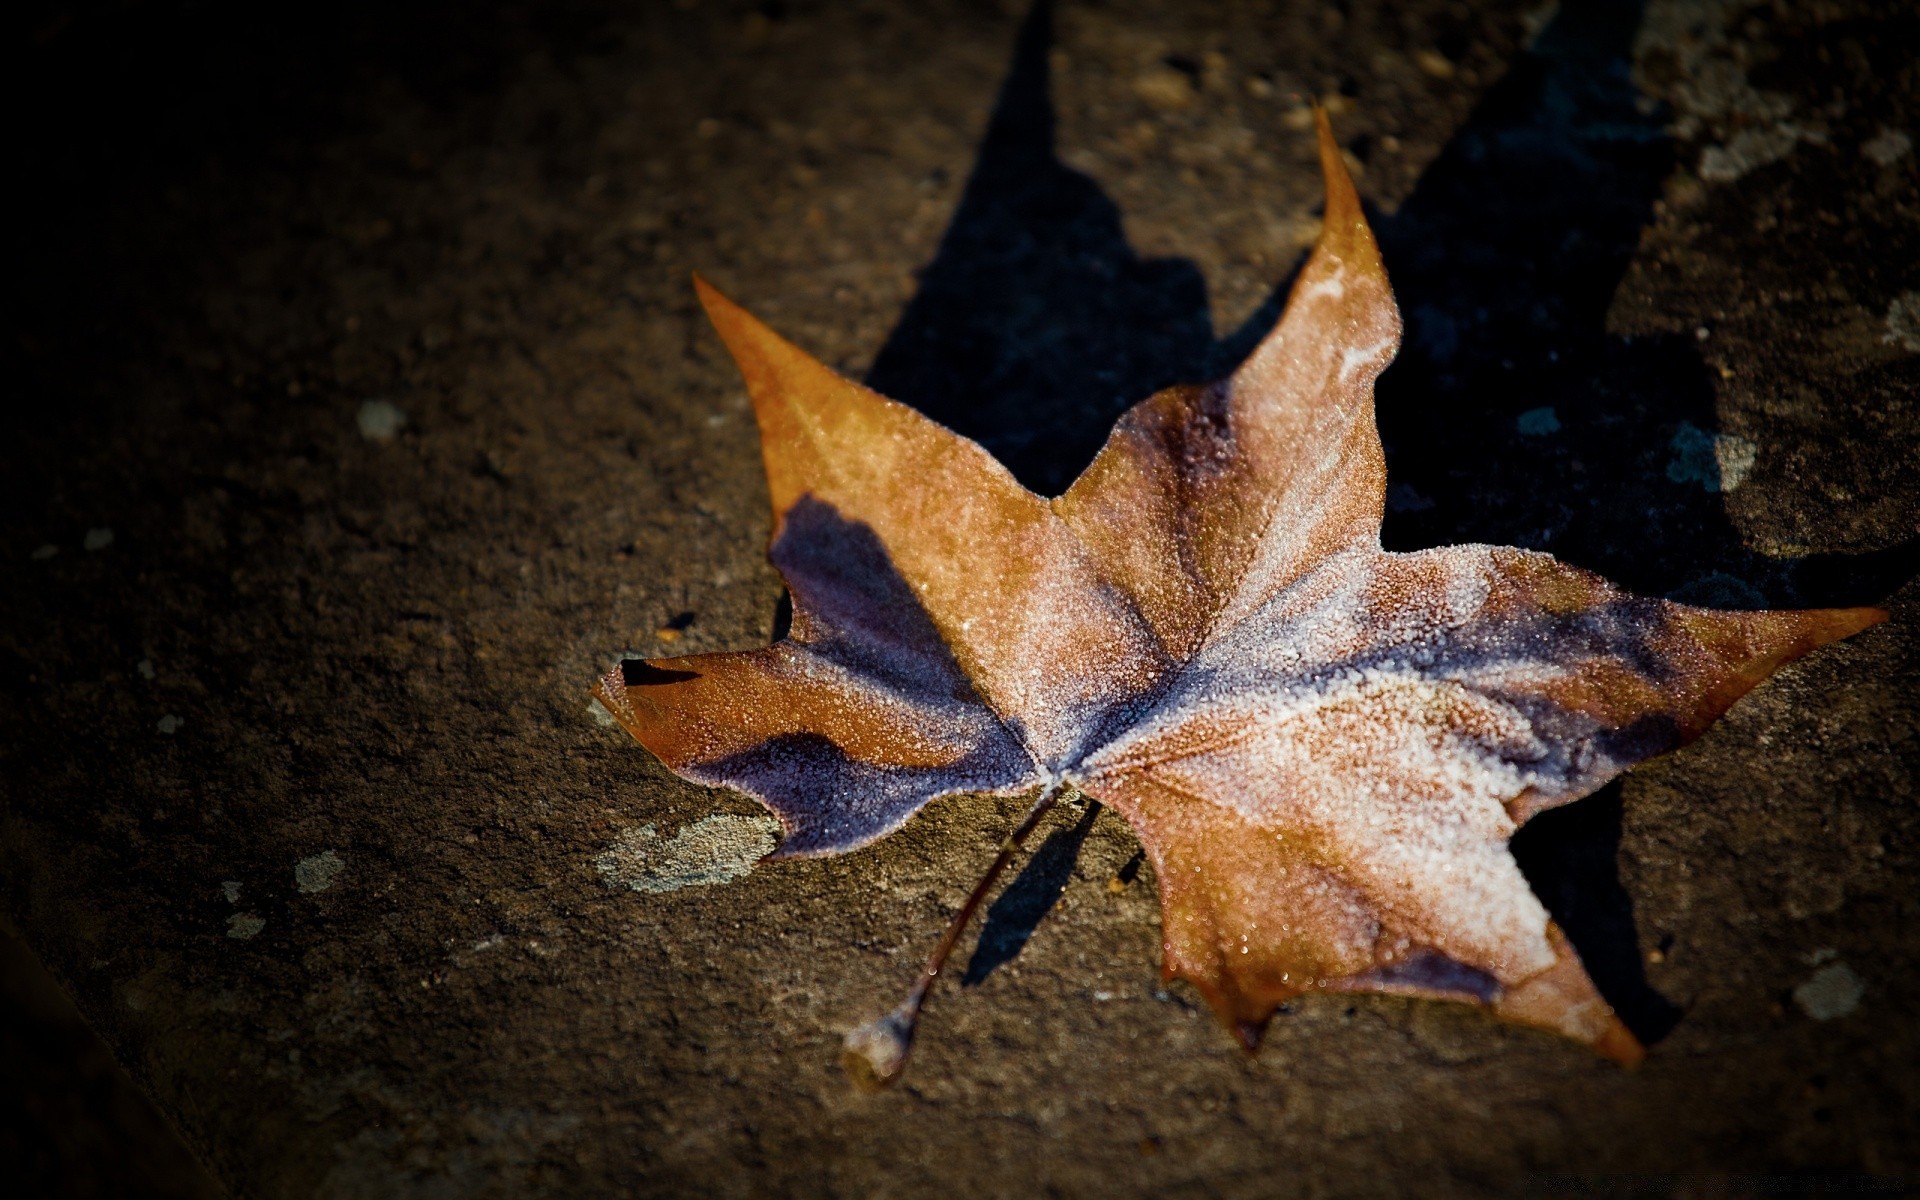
[222,881,242,904]
[1516,407,1561,436]
[1414,49,1455,80]
[356,400,408,442]
[157,714,182,734]
[295,850,345,894]
[1885,292,1920,353]
[1667,422,1756,493]
[83,528,115,551]
[595,814,780,893]
[137,659,156,680]
[30,544,58,561]
[1134,66,1196,111]
[1793,962,1863,1021]
[226,913,265,940]
[1862,127,1912,167]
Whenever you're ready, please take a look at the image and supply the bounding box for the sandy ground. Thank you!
[3,0,1916,1195]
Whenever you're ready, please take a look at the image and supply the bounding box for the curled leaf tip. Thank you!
[594,662,634,725]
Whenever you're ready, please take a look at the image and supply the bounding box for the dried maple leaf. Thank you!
[594,112,1884,1081]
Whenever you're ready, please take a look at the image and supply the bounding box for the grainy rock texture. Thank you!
[3,0,1915,1196]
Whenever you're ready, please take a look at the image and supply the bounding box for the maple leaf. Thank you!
[594,112,1884,1081]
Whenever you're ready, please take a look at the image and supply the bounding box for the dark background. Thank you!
[4,0,1915,1195]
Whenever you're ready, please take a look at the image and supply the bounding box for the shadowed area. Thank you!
[771,495,993,701]
[1511,784,1681,1043]
[0,928,222,1199]
[865,0,1263,497]
[622,496,1035,857]
[1372,0,1917,607]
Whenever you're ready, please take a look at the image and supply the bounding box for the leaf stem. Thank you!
[841,780,1067,1089]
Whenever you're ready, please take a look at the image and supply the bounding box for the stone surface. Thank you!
[3,0,1915,1195]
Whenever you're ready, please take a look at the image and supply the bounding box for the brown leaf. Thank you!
[594,111,1884,1067]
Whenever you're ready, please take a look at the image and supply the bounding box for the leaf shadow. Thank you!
[703,495,1036,858]
[960,799,1103,988]
[1509,780,1680,1044]
[1369,0,1917,608]
[863,0,1268,498]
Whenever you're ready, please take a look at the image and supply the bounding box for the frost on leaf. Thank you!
[591,112,1884,1067]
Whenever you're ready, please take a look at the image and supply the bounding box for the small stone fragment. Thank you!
[295,850,345,894]
[157,714,182,734]
[594,814,781,893]
[356,399,408,442]
[227,913,265,940]
[1862,127,1912,167]
[30,544,57,561]
[1516,407,1561,436]
[1414,49,1455,80]
[1793,962,1863,1021]
[1666,423,1716,489]
[1134,66,1196,111]
[1699,123,1804,183]
[83,528,115,551]
[137,659,156,680]
[222,881,242,904]
[1714,434,1756,491]
[1666,422,1755,492]
[1884,291,1920,353]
